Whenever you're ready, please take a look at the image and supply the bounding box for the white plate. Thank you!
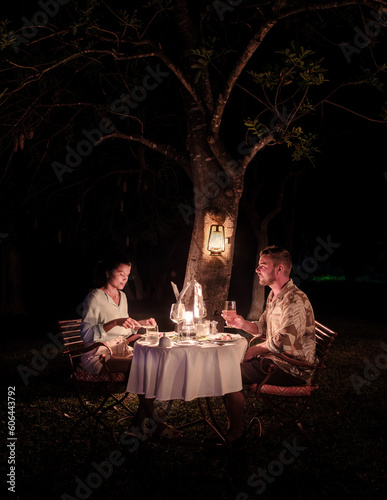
[161,331,177,337]
[175,340,198,346]
[210,333,240,344]
[138,339,159,346]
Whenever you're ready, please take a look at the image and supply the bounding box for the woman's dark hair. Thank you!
[94,253,133,288]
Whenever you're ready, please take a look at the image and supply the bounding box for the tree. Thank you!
[0,0,386,318]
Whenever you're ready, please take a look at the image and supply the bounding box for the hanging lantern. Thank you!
[207,225,225,255]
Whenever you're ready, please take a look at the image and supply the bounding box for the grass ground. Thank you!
[1,282,386,500]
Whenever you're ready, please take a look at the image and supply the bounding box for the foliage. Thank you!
[244,42,327,165]
[248,43,328,90]
[283,127,320,164]
[190,41,236,83]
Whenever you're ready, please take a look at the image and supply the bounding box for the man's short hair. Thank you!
[260,246,292,276]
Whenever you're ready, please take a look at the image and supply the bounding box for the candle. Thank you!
[185,311,193,325]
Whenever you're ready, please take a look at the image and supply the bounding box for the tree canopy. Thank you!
[1,0,386,316]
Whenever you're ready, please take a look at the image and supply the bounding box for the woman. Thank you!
[81,254,182,440]
[81,254,155,375]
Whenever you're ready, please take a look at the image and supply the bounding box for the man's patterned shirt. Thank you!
[253,279,316,383]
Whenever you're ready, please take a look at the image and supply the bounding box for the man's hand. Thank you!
[221,312,245,329]
[243,341,270,361]
[221,312,259,336]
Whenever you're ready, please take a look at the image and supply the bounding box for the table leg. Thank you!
[175,397,228,443]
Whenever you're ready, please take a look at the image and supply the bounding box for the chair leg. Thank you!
[247,416,263,437]
[259,394,310,436]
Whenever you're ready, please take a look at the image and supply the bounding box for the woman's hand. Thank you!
[106,317,142,331]
[119,317,142,329]
[138,317,157,327]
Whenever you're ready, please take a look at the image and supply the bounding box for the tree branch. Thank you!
[210,0,387,138]
[240,134,276,170]
[95,129,191,177]
[4,49,156,97]
[210,18,277,139]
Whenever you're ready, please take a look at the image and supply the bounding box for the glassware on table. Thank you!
[194,300,208,339]
[196,320,211,340]
[179,310,195,342]
[170,302,186,335]
[210,320,218,335]
[224,300,237,327]
[145,324,159,345]
[179,322,196,343]
[195,300,207,321]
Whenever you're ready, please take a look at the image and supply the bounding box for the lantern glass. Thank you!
[207,225,225,255]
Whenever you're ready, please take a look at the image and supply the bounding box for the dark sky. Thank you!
[1,1,386,323]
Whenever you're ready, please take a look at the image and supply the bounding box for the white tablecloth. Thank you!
[127,335,248,401]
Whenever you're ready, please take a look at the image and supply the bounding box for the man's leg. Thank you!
[224,390,245,441]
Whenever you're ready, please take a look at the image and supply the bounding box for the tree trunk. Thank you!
[246,171,302,319]
[183,197,241,324]
[182,105,244,323]
[247,225,268,320]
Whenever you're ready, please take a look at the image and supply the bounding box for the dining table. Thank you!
[126,332,248,438]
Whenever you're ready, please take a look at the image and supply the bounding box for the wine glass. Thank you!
[170,302,186,327]
[196,300,207,321]
[224,300,237,328]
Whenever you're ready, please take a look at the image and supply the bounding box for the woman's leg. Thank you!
[104,356,132,374]
[130,395,182,439]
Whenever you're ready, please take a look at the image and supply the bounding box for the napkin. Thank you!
[171,281,180,300]
[171,280,204,319]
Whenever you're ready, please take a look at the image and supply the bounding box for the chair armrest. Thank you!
[69,342,113,357]
[248,335,266,347]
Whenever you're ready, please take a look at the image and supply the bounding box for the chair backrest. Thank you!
[58,319,83,370]
[312,320,338,385]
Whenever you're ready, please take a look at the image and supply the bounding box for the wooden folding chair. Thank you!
[59,319,134,443]
[247,321,338,437]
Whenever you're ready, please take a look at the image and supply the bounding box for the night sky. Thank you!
[0,1,386,328]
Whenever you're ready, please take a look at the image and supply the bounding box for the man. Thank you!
[205,245,316,451]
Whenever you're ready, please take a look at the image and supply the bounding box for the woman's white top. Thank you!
[80,288,132,373]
